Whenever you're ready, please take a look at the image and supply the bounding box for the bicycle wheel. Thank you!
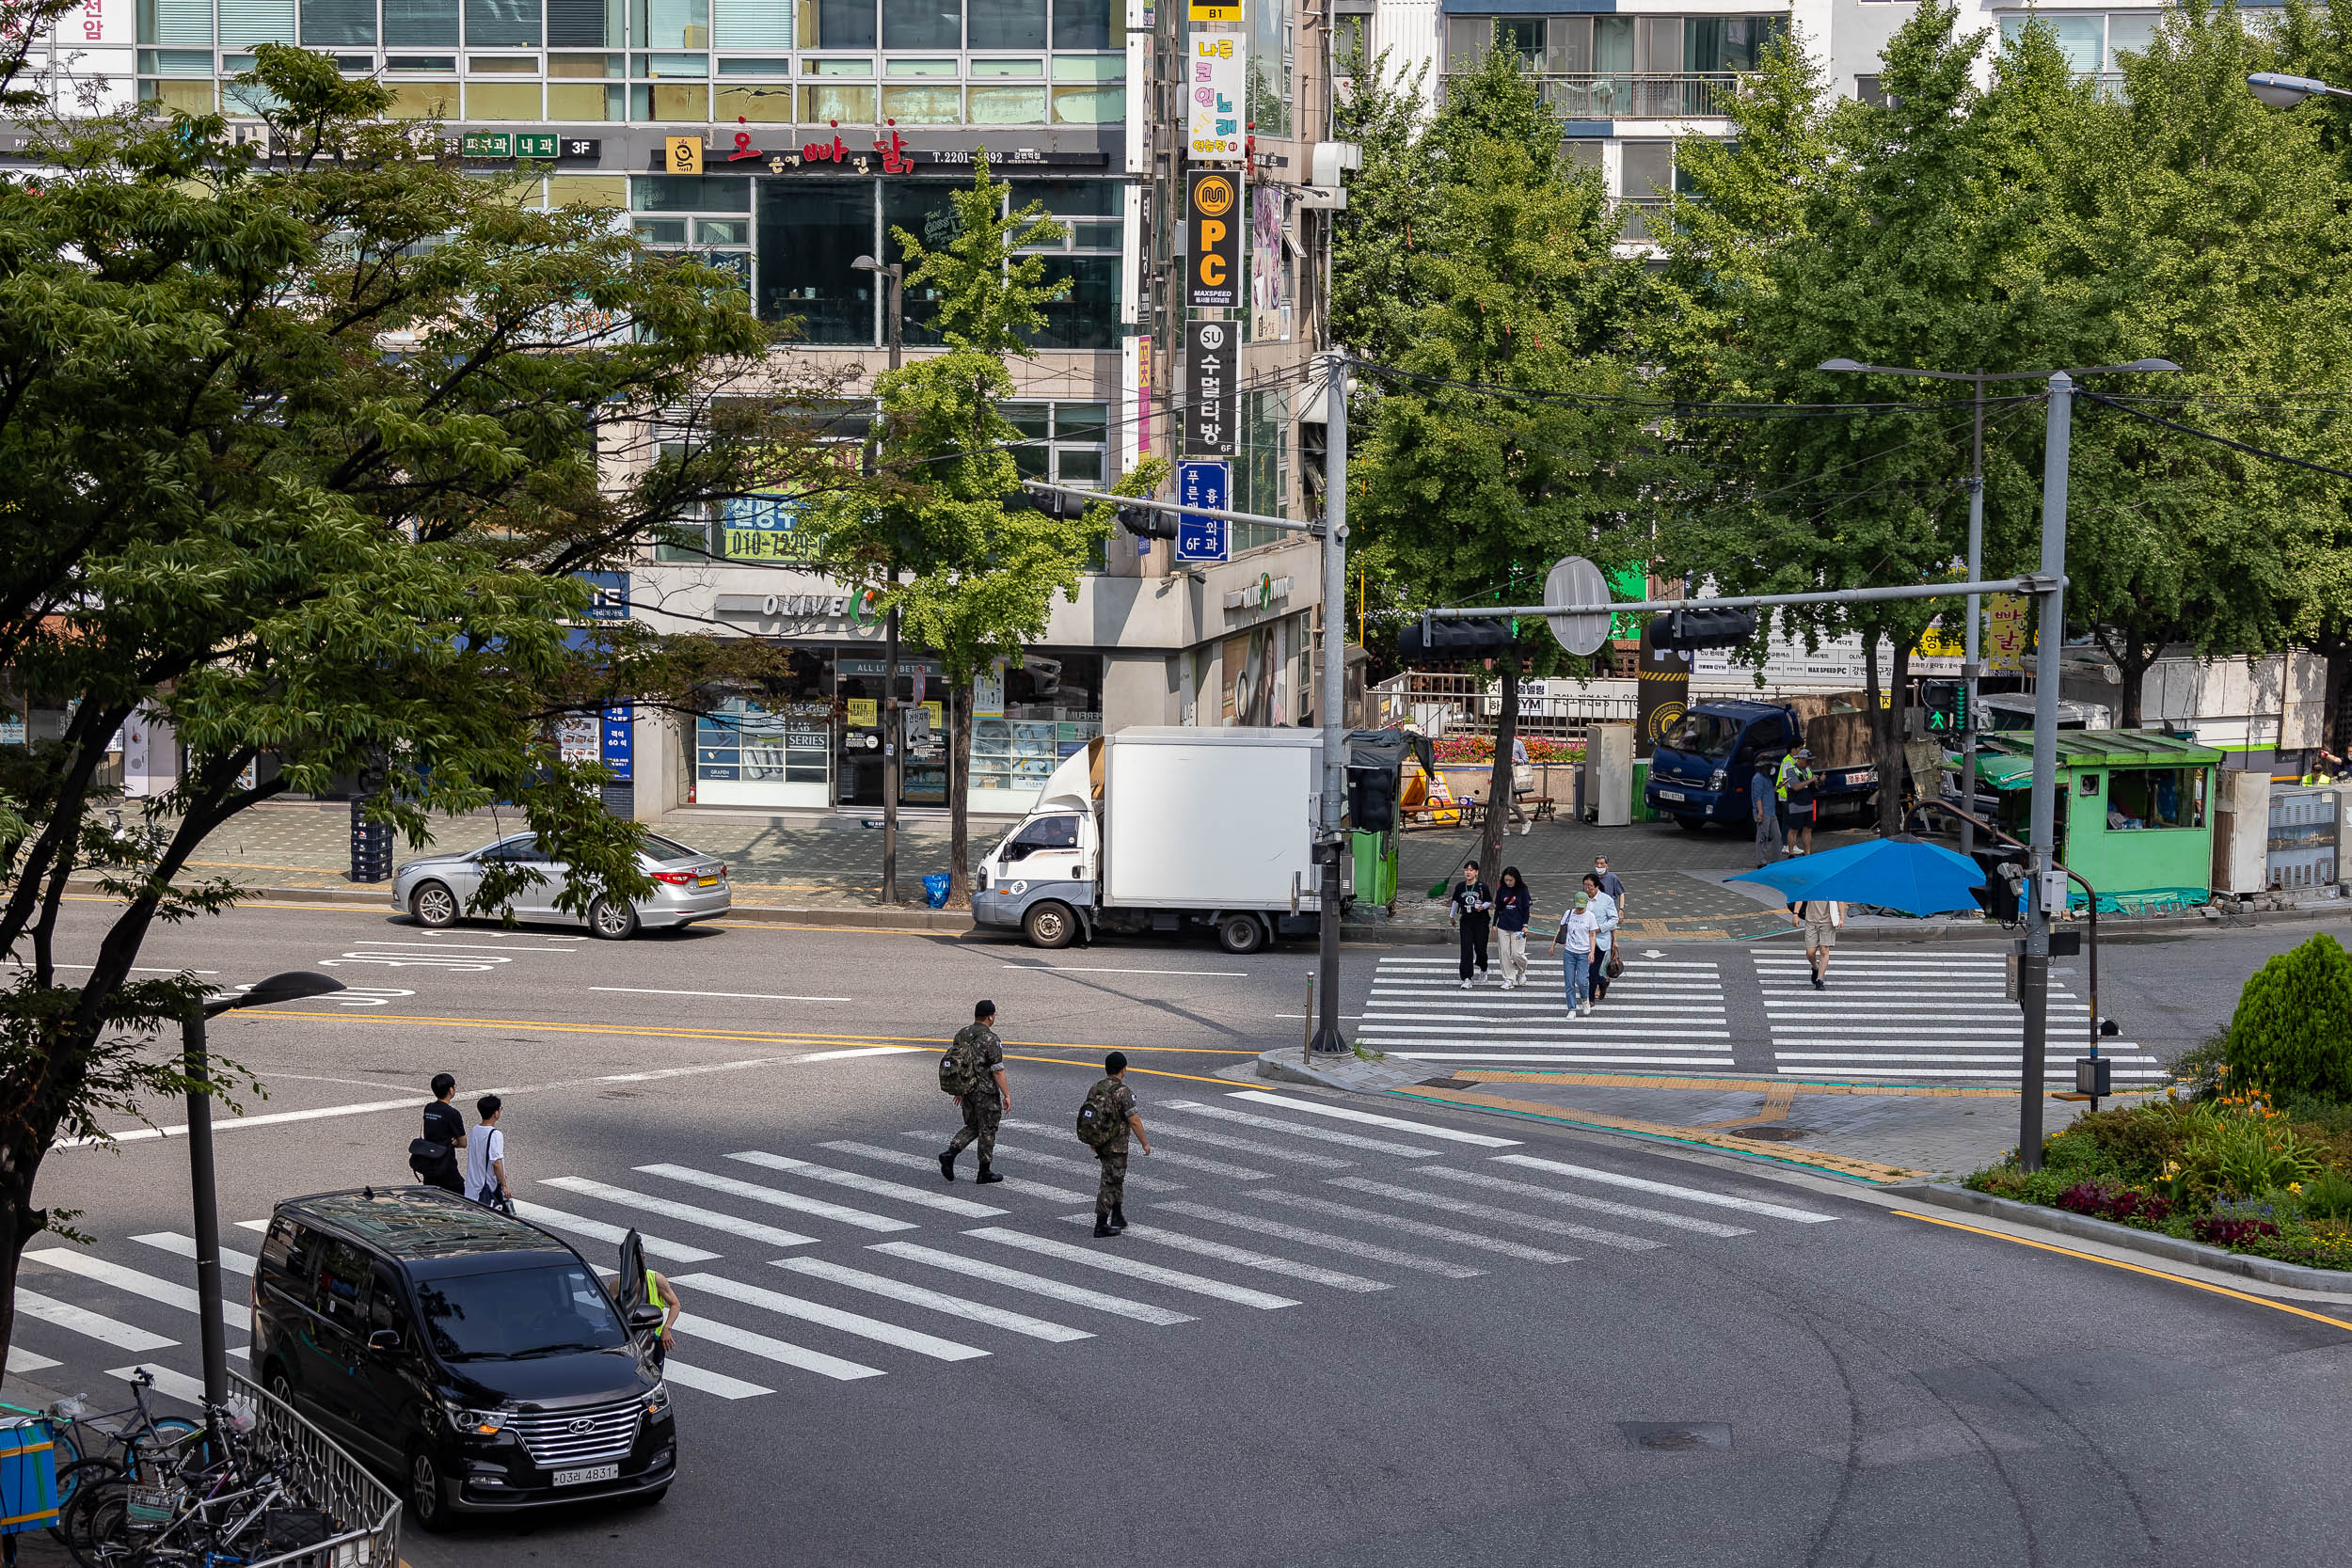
[49,1458,121,1544]
[61,1476,130,1568]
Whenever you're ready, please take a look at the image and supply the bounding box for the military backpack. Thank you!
[938,1031,990,1096]
[1074,1079,1124,1150]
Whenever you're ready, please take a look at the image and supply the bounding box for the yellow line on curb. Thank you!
[1896,1211,2352,1332]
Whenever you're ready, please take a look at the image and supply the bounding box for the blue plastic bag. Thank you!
[923,873,951,910]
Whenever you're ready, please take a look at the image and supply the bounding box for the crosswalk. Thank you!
[1757,949,2167,1083]
[1352,956,1737,1070]
[10,1090,1841,1411]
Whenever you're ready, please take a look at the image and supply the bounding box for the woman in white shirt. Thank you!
[1581,872,1619,1004]
[1549,893,1598,1016]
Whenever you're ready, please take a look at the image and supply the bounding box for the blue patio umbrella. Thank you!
[1729,834,1987,915]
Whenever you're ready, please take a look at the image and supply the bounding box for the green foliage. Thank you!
[1329,42,1430,365]
[2300,1166,2352,1221]
[2161,1105,2328,1204]
[2223,932,2352,1101]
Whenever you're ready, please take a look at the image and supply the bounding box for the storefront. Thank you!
[1976,730,2222,910]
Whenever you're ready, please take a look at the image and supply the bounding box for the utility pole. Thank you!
[854,254,907,904]
[1311,351,1351,1054]
[2018,371,2074,1172]
[1960,374,1985,861]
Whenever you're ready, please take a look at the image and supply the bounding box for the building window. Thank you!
[386,0,462,45]
[806,0,880,47]
[970,0,1045,48]
[756,180,880,345]
[1232,388,1287,554]
[1049,0,1106,51]
[1854,73,1887,107]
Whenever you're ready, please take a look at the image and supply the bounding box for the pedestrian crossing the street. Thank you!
[1353,955,1738,1071]
[14,1089,1841,1413]
[1757,948,2168,1083]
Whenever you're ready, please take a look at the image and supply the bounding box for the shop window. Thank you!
[635,173,751,210]
[969,0,1045,48]
[970,653,1101,808]
[882,181,966,345]
[2106,768,2199,830]
[695,683,834,809]
[385,0,462,45]
[756,180,879,344]
[1028,254,1117,349]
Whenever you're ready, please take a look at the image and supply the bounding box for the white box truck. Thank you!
[971,727,1339,952]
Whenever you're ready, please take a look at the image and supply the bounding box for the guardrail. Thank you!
[230,1370,403,1568]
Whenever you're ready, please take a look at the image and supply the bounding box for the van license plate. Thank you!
[553,1465,620,1487]
[1656,789,1686,802]
[697,875,719,887]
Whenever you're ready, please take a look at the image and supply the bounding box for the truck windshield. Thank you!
[415,1263,629,1363]
[1661,714,1741,760]
[1001,816,1079,862]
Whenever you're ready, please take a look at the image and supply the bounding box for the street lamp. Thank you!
[851,252,907,902]
[187,971,344,1406]
[2248,71,2352,107]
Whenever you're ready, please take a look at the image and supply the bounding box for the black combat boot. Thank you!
[1093,1212,1116,1238]
[938,1149,958,1182]
[975,1162,1005,1185]
[1109,1204,1127,1234]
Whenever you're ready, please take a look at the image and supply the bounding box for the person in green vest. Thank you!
[642,1266,681,1369]
[1775,747,1818,857]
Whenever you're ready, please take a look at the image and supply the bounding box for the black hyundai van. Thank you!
[249,1187,675,1530]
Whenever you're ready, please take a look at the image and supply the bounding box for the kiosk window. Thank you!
[2107,768,2196,829]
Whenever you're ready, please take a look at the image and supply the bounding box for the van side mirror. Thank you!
[368,1328,404,1355]
[628,1305,665,1335]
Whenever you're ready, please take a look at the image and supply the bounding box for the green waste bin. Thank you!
[1351,829,1397,908]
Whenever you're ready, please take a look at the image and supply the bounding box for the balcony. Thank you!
[1445,72,1743,119]
[1615,198,1669,244]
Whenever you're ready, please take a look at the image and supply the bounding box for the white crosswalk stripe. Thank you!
[636,1164,919,1233]
[1158,1201,1485,1279]
[1752,948,2167,1083]
[675,1273,989,1361]
[1158,1101,1438,1158]
[26,1248,249,1335]
[507,1201,723,1263]
[105,1365,210,1406]
[133,1232,260,1275]
[1491,1154,1836,1222]
[1411,1167,1753,1236]
[727,1151,1009,1217]
[1228,1092,1522,1148]
[1000,1118,1266,1181]
[965,1227,1301,1309]
[538,1177,820,1249]
[656,1361,774,1400]
[1142,1123,1353,1170]
[1055,1215,1391,1292]
[1327,1178,1664,1251]
[1357,956,1737,1069]
[868,1242,1198,1325]
[672,1312,885,1382]
[924,1134,1184,1193]
[771,1258,1093,1343]
[825,1140,1092,1206]
[1246,1191,1579,1264]
[7,1348,59,1373]
[16,1289,176,1352]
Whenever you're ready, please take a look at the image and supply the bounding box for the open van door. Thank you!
[615,1228,647,1315]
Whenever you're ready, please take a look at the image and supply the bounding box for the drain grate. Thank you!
[1730,1125,1812,1142]
[1617,1422,1733,1452]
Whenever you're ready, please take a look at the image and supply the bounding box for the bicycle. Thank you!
[5,1372,203,1547]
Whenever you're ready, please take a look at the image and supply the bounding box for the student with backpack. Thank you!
[409,1072,467,1195]
[466,1095,512,1214]
[1074,1051,1152,1237]
[938,1000,1009,1184]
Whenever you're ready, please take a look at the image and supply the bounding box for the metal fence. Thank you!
[1369,672,1638,740]
[1531,71,1743,119]
[230,1370,403,1568]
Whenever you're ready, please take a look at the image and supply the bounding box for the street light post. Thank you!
[1311,351,1352,1055]
[852,254,907,902]
[2249,71,2352,106]
[187,971,345,1406]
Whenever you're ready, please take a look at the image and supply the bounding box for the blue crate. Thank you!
[0,1418,58,1535]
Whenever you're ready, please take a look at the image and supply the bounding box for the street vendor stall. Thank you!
[1975,730,2222,911]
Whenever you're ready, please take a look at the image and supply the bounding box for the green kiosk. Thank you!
[1974,731,2222,912]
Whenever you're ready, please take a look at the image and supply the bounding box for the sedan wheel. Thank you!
[590,895,639,941]
[409,881,458,927]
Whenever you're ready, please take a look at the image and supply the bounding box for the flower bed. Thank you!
[1965,1085,2352,1274]
[1431,734,1585,766]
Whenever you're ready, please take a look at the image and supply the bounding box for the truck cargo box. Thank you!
[1102,729,1321,911]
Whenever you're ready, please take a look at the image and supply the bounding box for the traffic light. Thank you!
[1645,606,1758,650]
[1118,502,1178,540]
[1399,617,1514,661]
[1298,420,1328,504]
[1018,482,1092,521]
[1920,679,1967,734]
[1347,764,1399,832]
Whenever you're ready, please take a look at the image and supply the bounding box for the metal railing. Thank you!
[1616,197,1670,243]
[1446,71,1742,119]
[1369,672,1639,739]
[230,1370,404,1568]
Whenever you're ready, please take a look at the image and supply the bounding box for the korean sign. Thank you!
[1186,168,1243,309]
[722,496,822,564]
[1176,460,1232,563]
[1985,593,2030,673]
[1187,32,1247,163]
[1184,319,1238,457]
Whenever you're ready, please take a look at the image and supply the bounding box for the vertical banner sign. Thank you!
[1186,168,1243,309]
[1177,460,1232,563]
[1985,593,2028,673]
[601,705,634,781]
[1184,319,1238,456]
[1634,620,1692,761]
[1136,332,1154,456]
[1186,30,1247,162]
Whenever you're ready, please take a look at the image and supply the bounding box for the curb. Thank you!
[1889,1180,2352,1292]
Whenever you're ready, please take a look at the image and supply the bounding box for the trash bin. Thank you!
[923,873,950,910]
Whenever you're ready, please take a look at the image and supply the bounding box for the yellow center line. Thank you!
[1895,1211,2352,1332]
[238,1008,1259,1054]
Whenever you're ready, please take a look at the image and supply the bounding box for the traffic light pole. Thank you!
[2018,372,2074,1172]
[1960,376,1987,862]
[1311,352,1350,1055]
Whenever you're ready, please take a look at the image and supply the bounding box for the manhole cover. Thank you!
[1617,1422,1733,1452]
[1418,1077,1478,1090]
[1731,1125,1812,1142]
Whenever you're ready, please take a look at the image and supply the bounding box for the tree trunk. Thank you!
[2319,634,2350,752]
[946,677,972,910]
[1482,665,1518,877]
[2118,641,2152,729]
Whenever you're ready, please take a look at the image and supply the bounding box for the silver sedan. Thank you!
[391,832,732,940]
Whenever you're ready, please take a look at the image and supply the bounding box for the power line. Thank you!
[2078,389,2352,484]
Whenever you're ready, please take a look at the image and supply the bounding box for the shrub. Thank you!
[2066,1103,2190,1184]
[2055,1180,2174,1226]
[2222,933,2352,1102]
[2167,1034,2228,1100]
[2191,1215,2280,1247]
[2161,1107,2328,1204]
[2300,1167,2352,1222]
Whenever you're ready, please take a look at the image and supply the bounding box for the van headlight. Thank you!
[446,1400,509,1435]
[643,1383,670,1418]
[1710,768,1726,789]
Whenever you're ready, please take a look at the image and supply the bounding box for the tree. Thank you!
[0,47,847,1369]
[1329,41,1433,366]
[1350,52,1645,877]
[808,160,1114,908]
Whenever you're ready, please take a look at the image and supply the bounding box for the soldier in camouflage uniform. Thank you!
[1089,1051,1152,1237]
[940,1000,1009,1184]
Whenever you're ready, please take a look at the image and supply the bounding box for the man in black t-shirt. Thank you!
[415,1073,468,1195]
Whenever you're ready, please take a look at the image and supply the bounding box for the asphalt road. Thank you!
[13,899,2352,1565]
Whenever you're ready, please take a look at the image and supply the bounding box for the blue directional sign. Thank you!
[1176,459,1232,563]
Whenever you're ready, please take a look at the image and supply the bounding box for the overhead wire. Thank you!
[2077,389,2352,484]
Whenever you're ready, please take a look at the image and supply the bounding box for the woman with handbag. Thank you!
[1581,871,1619,1005]
[1549,891,1597,1017]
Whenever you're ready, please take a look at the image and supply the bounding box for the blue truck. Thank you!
[1643,694,1883,830]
